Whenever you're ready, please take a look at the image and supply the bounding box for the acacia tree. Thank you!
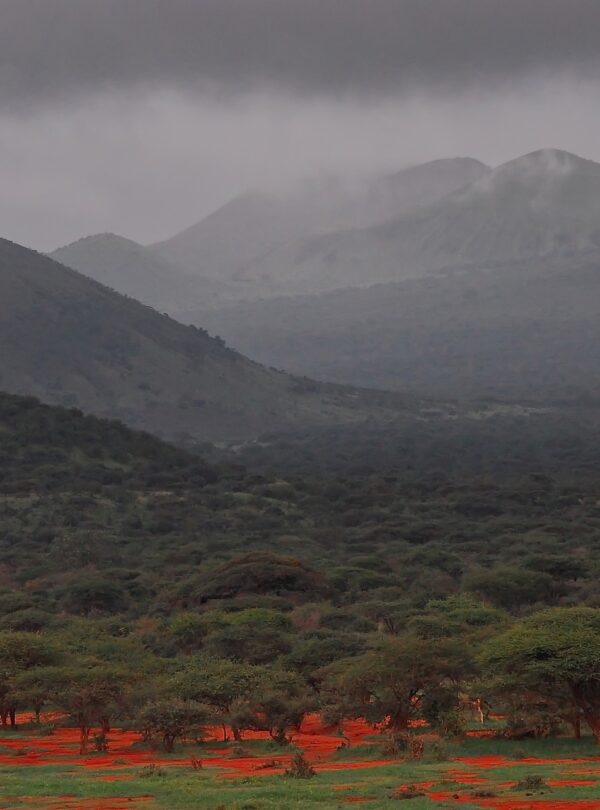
[189,667,316,746]
[11,666,66,724]
[242,668,315,745]
[171,657,267,741]
[322,635,472,734]
[481,608,600,742]
[45,664,135,753]
[0,633,57,728]
[136,699,210,752]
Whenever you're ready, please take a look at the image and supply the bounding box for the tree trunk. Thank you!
[101,716,111,735]
[79,724,91,755]
[163,733,175,753]
[221,723,229,742]
[9,707,16,729]
[270,726,289,746]
[388,709,410,733]
[232,726,242,742]
[583,712,600,744]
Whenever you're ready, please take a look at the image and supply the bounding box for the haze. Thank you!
[2,0,600,250]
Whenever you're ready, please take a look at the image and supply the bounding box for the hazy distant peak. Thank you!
[152,155,493,289]
[490,148,598,180]
[388,156,489,178]
[50,229,228,314]
[382,156,490,200]
[53,232,145,253]
[512,147,591,166]
[451,148,600,205]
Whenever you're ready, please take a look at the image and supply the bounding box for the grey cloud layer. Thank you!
[2,0,600,106]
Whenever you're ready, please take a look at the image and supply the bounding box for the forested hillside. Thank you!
[3,390,600,621]
[1,391,600,763]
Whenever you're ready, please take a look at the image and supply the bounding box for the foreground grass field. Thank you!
[0,719,599,809]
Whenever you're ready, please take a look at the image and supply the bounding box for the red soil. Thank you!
[3,713,600,810]
[444,769,486,783]
[466,802,600,810]
[456,755,512,768]
[391,781,435,797]
[0,714,387,778]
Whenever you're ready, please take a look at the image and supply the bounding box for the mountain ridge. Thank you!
[188,253,600,402]
[256,147,600,293]
[0,236,426,443]
[50,232,230,312]
[150,156,491,297]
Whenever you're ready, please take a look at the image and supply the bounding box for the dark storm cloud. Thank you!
[2,0,600,107]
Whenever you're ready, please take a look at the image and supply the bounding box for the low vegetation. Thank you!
[2,391,600,807]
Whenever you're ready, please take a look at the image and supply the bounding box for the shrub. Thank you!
[393,785,426,799]
[284,753,316,778]
[427,739,449,762]
[516,775,549,792]
[139,764,166,778]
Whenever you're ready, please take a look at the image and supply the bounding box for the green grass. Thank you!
[0,736,599,808]
[0,763,468,809]
[0,730,600,810]
[447,732,600,758]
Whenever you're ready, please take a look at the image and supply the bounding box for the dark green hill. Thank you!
[2,389,600,619]
[0,390,214,493]
[0,237,420,443]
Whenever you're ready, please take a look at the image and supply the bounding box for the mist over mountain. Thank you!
[50,233,228,313]
[8,144,600,432]
[369,149,600,270]
[51,157,489,312]
[152,157,489,300]
[0,237,428,443]
[178,148,600,402]
[198,149,600,298]
[192,255,600,402]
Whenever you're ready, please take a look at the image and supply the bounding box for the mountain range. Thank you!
[152,156,488,294]
[176,148,600,401]
[177,149,600,299]
[14,146,600,429]
[193,255,600,402]
[52,156,489,309]
[0,237,426,443]
[51,148,600,308]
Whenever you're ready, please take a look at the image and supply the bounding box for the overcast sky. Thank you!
[2,0,600,250]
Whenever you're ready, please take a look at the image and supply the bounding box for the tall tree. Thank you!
[322,634,472,733]
[482,608,600,742]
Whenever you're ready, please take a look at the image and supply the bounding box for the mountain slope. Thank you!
[226,149,600,295]
[372,148,600,268]
[50,233,229,313]
[153,157,489,299]
[0,237,420,442]
[188,254,600,402]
